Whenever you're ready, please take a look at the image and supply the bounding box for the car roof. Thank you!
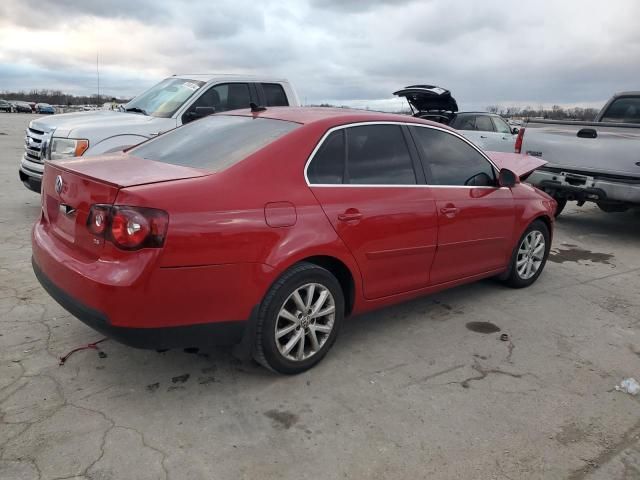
[222,106,455,131]
[171,73,289,84]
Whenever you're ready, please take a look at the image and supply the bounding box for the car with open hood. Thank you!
[395,85,519,152]
[32,107,555,374]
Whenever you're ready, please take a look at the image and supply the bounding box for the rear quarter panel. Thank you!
[114,122,364,304]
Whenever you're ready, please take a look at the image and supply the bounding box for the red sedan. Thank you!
[32,107,555,374]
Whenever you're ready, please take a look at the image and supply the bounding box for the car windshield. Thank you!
[124,78,206,118]
[129,115,300,171]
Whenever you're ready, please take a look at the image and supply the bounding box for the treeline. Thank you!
[486,104,600,121]
[0,89,131,105]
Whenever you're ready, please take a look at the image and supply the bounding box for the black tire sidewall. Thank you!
[508,220,551,288]
[258,265,344,374]
[554,198,567,217]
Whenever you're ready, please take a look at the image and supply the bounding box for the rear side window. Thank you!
[307,124,416,185]
[450,115,476,130]
[411,126,496,186]
[307,130,345,184]
[474,116,495,132]
[601,97,640,123]
[262,83,289,106]
[130,116,299,171]
[345,125,416,185]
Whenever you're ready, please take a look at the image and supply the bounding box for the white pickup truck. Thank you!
[520,92,640,215]
[19,74,300,192]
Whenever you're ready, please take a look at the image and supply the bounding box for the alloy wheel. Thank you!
[516,230,545,280]
[275,283,336,362]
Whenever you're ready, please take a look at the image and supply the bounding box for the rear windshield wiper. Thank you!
[125,107,148,115]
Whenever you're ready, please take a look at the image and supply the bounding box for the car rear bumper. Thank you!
[528,170,640,204]
[33,259,246,348]
[32,219,274,348]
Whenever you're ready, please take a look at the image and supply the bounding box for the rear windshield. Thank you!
[600,97,640,124]
[129,115,300,171]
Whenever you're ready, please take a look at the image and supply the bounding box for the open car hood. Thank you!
[485,151,547,180]
[393,85,459,113]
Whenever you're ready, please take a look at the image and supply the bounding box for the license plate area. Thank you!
[46,194,77,243]
[562,172,591,187]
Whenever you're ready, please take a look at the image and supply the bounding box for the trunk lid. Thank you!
[485,151,547,180]
[42,154,206,258]
[393,85,459,114]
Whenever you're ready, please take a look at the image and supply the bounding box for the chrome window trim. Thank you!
[304,120,500,188]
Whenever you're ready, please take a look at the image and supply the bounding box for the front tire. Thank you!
[253,262,344,374]
[503,220,551,288]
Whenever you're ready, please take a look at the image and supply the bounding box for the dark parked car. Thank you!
[0,100,12,112]
[14,101,33,113]
[33,107,555,374]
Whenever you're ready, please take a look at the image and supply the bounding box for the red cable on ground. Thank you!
[58,338,108,366]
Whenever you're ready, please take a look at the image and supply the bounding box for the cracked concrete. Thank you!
[1,113,640,479]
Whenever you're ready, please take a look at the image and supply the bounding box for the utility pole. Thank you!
[96,52,100,104]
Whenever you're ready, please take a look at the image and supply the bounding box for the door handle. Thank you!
[480,135,488,139]
[338,209,363,222]
[440,206,459,217]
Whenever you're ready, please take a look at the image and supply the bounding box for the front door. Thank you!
[307,124,438,299]
[409,125,515,284]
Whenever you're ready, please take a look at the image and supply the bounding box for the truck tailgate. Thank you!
[521,122,640,177]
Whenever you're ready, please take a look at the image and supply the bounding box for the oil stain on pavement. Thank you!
[549,246,614,265]
[466,321,501,334]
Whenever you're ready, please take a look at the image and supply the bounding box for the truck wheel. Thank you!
[597,203,628,213]
[254,262,344,374]
[503,220,551,289]
[553,197,567,217]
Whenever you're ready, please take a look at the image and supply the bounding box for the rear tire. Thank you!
[503,220,551,288]
[253,262,344,374]
[553,197,567,217]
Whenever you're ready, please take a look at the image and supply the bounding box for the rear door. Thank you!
[409,125,515,284]
[307,123,438,299]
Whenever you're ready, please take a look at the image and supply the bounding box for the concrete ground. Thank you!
[1,112,639,480]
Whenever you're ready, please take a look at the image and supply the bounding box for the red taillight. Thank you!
[87,205,168,250]
[514,127,525,154]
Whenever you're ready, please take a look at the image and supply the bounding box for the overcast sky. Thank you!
[1,0,638,111]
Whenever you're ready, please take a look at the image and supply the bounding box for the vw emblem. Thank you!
[55,175,63,195]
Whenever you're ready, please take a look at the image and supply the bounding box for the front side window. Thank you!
[189,83,251,114]
[124,78,205,118]
[600,97,640,124]
[492,117,512,134]
[130,115,299,172]
[262,83,289,106]
[411,126,496,186]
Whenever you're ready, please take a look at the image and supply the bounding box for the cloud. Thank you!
[0,0,638,110]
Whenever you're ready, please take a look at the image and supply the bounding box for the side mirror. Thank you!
[185,106,216,123]
[511,127,519,135]
[498,168,518,188]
